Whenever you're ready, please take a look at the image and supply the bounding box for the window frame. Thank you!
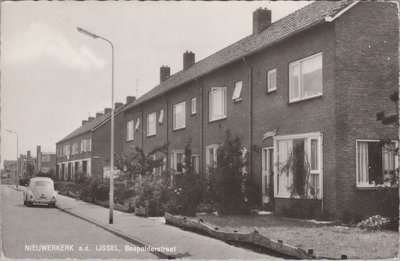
[205,144,219,171]
[146,112,157,137]
[159,109,164,125]
[191,97,197,115]
[126,120,134,141]
[356,139,398,188]
[171,150,185,174]
[135,118,141,131]
[173,101,186,130]
[267,68,277,93]
[273,132,323,199]
[289,52,323,103]
[232,81,243,102]
[209,87,227,122]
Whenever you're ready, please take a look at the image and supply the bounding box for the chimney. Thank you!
[88,116,95,121]
[115,102,123,109]
[160,65,170,83]
[104,108,111,114]
[82,120,88,126]
[253,8,271,34]
[183,51,195,70]
[96,112,103,118]
[126,96,136,104]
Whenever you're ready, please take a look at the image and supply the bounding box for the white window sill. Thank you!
[267,88,276,93]
[172,126,186,131]
[356,185,395,190]
[289,94,322,104]
[209,116,227,123]
[233,98,242,103]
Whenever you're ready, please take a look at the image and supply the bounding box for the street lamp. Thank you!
[6,129,18,186]
[77,27,115,224]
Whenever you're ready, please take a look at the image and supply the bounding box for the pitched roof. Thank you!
[124,1,355,112]
[56,105,127,144]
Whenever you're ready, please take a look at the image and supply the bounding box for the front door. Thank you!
[262,147,274,204]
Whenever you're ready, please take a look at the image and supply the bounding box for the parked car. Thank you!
[23,177,57,207]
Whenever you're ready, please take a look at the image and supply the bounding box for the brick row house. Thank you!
[55,97,136,180]
[118,1,399,220]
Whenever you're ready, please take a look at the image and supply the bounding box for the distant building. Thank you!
[36,145,56,174]
[3,160,17,178]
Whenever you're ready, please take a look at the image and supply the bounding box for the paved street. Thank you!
[1,185,157,259]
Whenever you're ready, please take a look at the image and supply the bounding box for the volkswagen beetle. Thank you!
[23,177,57,207]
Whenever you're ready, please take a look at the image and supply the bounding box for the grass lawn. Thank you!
[199,214,398,259]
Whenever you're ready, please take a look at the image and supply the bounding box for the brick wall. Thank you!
[334,2,399,220]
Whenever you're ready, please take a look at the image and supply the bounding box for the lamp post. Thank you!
[77,27,115,224]
[6,129,18,186]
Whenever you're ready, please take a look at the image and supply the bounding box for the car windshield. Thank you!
[33,181,52,188]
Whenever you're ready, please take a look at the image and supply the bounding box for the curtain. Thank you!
[277,139,293,196]
[358,142,369,185]
[382,143,395,174]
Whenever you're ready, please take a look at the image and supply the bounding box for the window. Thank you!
[80,139,92,152]
[232,81,243,101]
[274,133,322,198]
[63,145,70,157]
[173,102,186,130]
[206,144,219,171]
[171,151,184,173]
[267,69,277,92]
[209,87,227,122]
[42,154,51,162]
[135,118,141,131]
[147,112,156,136]
[289,53,322,102]
[159,109,164,124]
[356,140,398,187]
[126,120,134,141]
[72,143,79,155]
[191,98,197,115]
[192,155,200,174]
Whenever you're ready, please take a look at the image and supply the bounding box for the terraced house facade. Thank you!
[56,97,136,180]
[120,1,399,220]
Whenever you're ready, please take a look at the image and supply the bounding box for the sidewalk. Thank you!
[53,191,273,259]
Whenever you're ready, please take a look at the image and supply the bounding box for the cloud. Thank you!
[3,22,106,71]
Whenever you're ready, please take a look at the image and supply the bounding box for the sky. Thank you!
[1,1,310,166]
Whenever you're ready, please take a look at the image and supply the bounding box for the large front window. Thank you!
[357,140,397,187]
[289,53,322,102]
[209,87,227,121]
[173,102,186,130]
[147,112,156,136]
[206,144,219,171]
[274,133,322,198]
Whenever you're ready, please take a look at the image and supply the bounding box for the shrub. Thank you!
[357,215,391,231]
[208,130,250,215]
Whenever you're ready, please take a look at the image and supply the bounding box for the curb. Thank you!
[165,213,344,260]
[55,205,176,259]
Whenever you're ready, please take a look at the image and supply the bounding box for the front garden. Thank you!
[56,129,399,259]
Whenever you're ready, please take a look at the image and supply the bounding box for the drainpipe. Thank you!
[140,105,144,151]
[162,94,169,169]
[195,78,204,175]
[242,57,253,176]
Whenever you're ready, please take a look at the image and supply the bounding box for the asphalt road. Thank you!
[1,185,158,259]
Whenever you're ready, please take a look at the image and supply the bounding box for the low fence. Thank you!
[165,213,346,260]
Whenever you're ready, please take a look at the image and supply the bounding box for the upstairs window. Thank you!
[173,102,186,130]
[126,120,134,141]
[267,69,277,93]
[191,98,197,115]
[72,143,79,155]
[209,87,227,122]
[147,112,156,136]
[357,140,398,187]
[135,118,141,131]
[289,53,322,102]
[232,81,243,101]
[159,109,164,124]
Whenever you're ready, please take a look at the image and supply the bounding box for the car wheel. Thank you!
[49,203,55,208]
[27,202,33,207]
